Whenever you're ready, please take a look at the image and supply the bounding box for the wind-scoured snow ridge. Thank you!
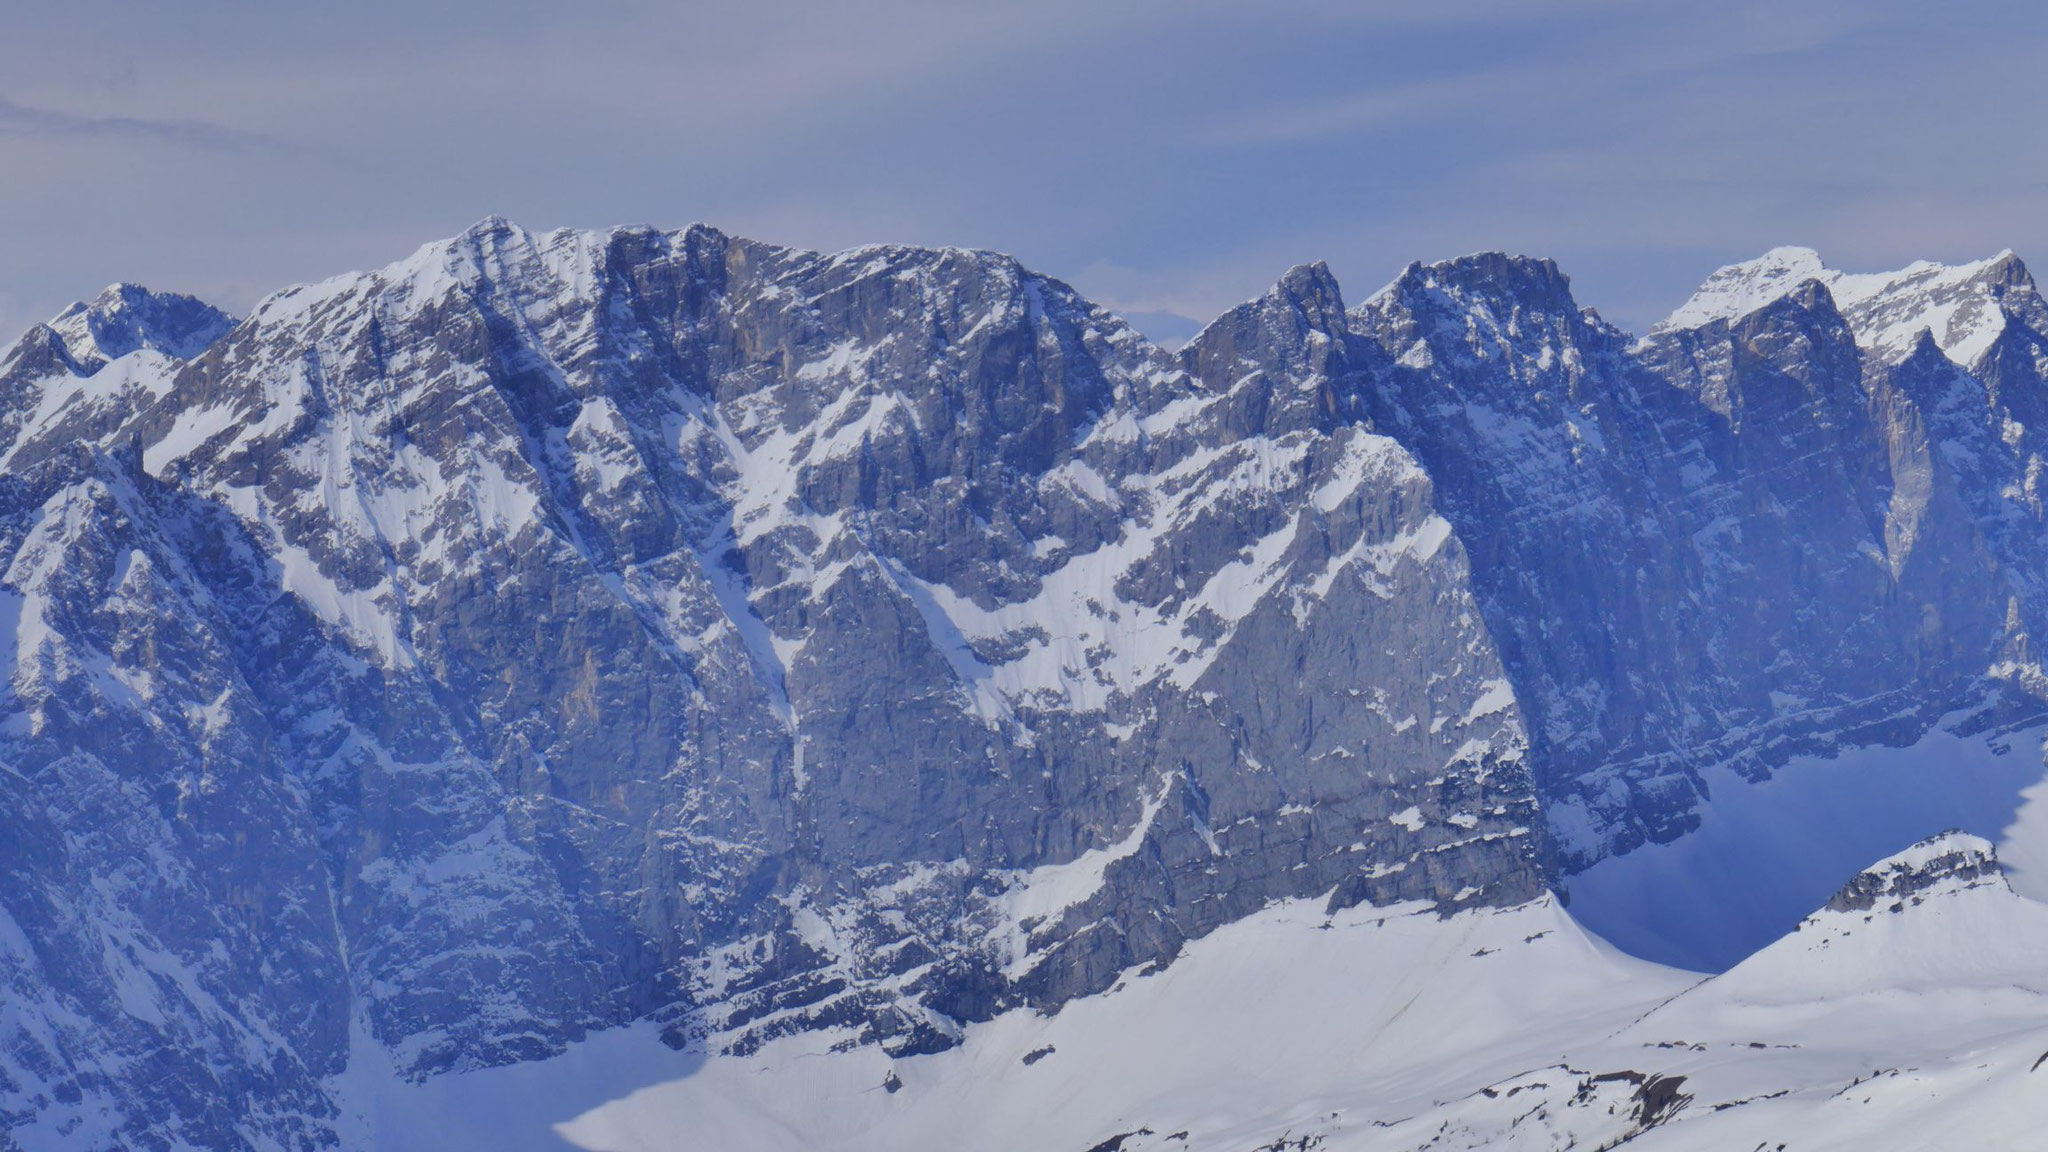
[1699,832,2048,1002]
[1821,829,2002,911]
[9,220,2048,1148]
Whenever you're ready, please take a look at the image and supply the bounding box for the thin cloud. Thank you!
[0,97,271,152]
[1197,71,1528,147]
[5,1,2048,350]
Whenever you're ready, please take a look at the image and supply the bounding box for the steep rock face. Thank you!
[0,450,350,1151]
[1350,255,1720,859]
[1350,250,2048,869]
[1641,281,1990,705]
[0,223,1545,1147]
[11,225,2048,1148]
[1648,256,2046,711]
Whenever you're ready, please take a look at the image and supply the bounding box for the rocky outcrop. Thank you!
[1824,832,2004,913]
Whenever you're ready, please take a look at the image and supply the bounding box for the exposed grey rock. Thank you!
[45,284,235,366]
[0,223,1543,1147]
[1823,831,2004,913]
[1356,253,2048,869]
[6,225,2048,1148]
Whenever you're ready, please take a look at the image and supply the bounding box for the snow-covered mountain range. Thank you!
[4,221,2048,1149]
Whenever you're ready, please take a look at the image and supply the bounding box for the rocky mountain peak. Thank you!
[1724,276,1858,354]
[1659,246,2043,369]
[1655,246,1830,333]
[1976,248,2032,292]
[1899,326,1950,369]
[0,322,88,381]
[1352,252,1618,418]
[1176,260,1367,436]
[1182,263,1346,367]
[1272,260,1346,316]
[458,212,524,241]
[44,282,236,367]
[1822,832,2005,914]
[1370,252,1579,320]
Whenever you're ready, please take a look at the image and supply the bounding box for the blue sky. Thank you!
[5,0,2047,345]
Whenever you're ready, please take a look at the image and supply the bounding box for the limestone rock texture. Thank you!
[3,223,2046,1148]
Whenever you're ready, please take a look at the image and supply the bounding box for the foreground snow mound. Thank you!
[1361,833,2048,1151]
[1699,830,2048,1002]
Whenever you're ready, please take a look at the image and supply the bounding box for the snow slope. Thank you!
[347,833,2048,1152]
[534,835,2048,1152]
[522,896,1689,1152]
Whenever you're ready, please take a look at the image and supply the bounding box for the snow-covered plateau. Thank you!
[5,223,2048,1149]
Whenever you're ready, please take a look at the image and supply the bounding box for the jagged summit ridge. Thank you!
[0,217,1548,1148]
[1655,244,2039,368]
[9,219,2048,1147]
[45,282,237,365]
[1380,250,1578,308]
